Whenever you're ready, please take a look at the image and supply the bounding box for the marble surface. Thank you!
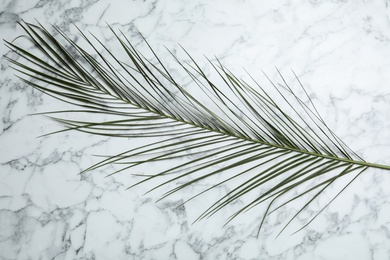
[1,0,390,259]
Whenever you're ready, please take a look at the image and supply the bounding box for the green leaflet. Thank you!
[5,22,390,236]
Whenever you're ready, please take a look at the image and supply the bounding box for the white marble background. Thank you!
[1,0,390,259]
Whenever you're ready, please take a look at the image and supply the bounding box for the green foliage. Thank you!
[5,22,390,236]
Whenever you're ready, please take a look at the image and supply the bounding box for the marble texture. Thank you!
[1,0,390,259]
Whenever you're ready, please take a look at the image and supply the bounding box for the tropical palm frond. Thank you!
[5,22,390,236]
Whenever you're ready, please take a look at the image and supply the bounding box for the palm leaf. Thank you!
[5,22,390,236]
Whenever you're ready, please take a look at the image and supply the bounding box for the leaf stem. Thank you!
[162,111,390,171]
